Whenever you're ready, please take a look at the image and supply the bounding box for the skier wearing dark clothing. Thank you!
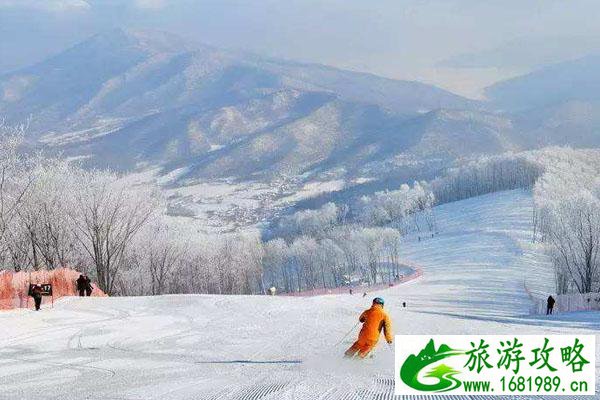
[85,276,93,297]
[547,295,555,315]
[31,284,43,311]
[76,275,87,297]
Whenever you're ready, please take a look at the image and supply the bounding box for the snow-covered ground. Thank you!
[120,169,351,234]
[1,190,598,399]
[399,189,555,318]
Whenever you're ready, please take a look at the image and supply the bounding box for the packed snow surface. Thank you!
[1,190,598,399]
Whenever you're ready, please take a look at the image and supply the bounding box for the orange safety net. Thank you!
[0,268,106,310]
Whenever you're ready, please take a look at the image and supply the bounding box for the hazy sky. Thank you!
[2,0,600,98]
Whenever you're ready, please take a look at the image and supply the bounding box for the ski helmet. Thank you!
[373,297,384,305]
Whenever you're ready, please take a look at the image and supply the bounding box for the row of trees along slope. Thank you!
[3,115,599,297]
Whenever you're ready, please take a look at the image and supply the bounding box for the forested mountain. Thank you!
[1,29,600,234]
[1,29,485,180]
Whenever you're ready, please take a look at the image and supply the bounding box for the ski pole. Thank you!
[333,321,359,347]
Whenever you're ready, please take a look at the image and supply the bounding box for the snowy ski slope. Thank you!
[399,189,555,318]
[0,190,598,400]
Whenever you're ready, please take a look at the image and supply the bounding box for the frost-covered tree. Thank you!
[534,171,600,294]
[380,228,402,281]
[357,182,435,233]
[277,202,340,239]
[317,238,345,288]
[144,225,187,295]
[431,153,544,204]
[0,125,34,256]
[14,160,82,270]
[68,170,158,295]
[236,234,265,294]
[263,238,291,292]
[290,236,320,290]
[329,226,368,285]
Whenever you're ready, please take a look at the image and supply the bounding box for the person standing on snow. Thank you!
[547,295,555,315]
[85,276,93,297]
[76,275,87,297]
[345,297,393,359]
[31,284,43,311]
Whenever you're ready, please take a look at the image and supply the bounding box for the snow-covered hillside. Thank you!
[0,29,484,181]
[1,190,597,400]
[400,189,555,318]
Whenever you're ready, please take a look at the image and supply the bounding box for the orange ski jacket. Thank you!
[358,303,393,343]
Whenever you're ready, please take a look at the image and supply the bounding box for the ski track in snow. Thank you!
[0,190,598,399]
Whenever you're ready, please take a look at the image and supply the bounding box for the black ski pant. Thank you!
[33,296,42,311]
[78,289,85,297]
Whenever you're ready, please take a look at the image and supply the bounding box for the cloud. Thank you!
[0,0,91,12]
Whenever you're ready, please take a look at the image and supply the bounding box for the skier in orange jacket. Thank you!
[345,297,393,358]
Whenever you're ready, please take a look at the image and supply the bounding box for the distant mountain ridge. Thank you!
[485,54,600,149]
[1,29,598,184]
[0,29,496,179]
[486,53,600,111]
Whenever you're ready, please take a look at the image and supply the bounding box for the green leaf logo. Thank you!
[400,339,464,392]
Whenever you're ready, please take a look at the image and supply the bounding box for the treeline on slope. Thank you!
[132,146,596,297]
[267,147,600,297]
[429,153,544,204]
[0,123,267,296]
[258,152,545,294]
[259,182,436,292]
[530,148,600,295]
[3,113,598,298]
[432,146,600,296]
[426,147,600,296]
[0,122,430,296]
[0,120,439,296]
[0,122,157,295]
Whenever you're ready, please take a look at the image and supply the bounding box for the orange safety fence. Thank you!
[0,268,107,310]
